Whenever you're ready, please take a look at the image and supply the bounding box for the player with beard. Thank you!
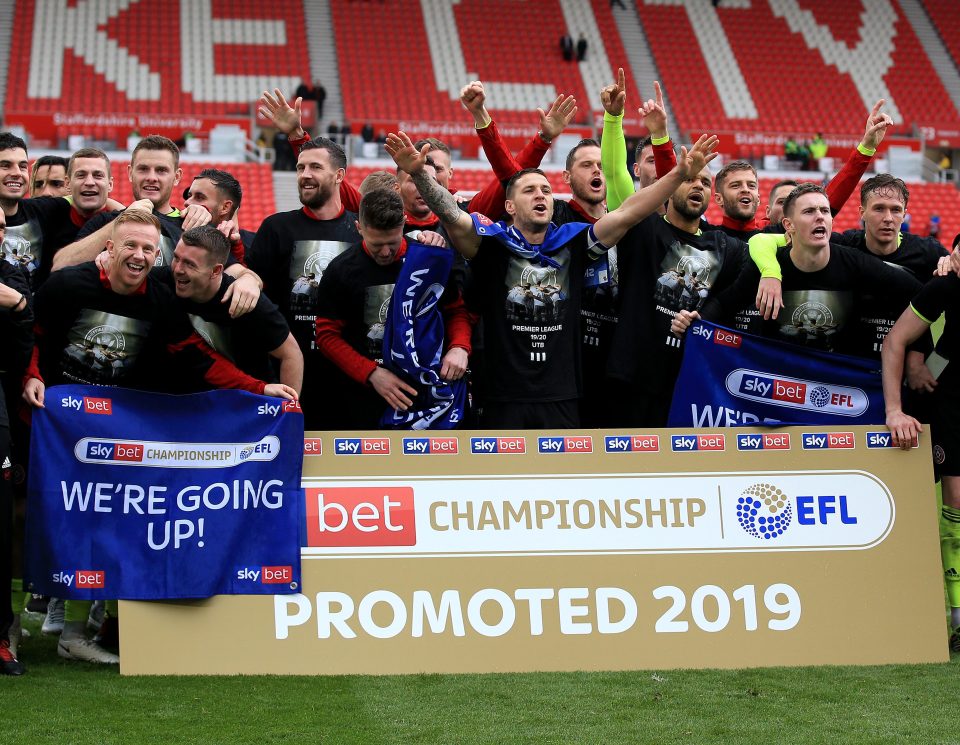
[674,185,922,357]
[387,130,718,429]
[23,211,295,665]
[608,80,891,237]
[765,180,799,229]
[260,85,575,222]
[30,156,69,198]
[314,189,470,429]
[606,152,752,427]
[246,137,360,430]
[182,169,254,257]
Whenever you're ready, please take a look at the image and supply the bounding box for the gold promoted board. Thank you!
[120,426,948,675]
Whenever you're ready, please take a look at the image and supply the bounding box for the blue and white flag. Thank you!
[25,386,304,600]
[381,240,467,429]
[668,321,885,427]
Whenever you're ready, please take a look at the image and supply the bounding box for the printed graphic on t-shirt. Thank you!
[777,290,853,350]
[363,284,395,359]
[3,220,41,280]
[503,251,571,363]
[62,310,150,385]
[654,241,721,313]
[154,235,176,267]
[582,247,619,347]
[189,314,234,362]
[289,240,350,318]
[505,257,569,325]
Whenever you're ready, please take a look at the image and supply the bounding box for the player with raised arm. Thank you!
[386,130,718,428]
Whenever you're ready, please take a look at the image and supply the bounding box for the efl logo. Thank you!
[303,438,323,456]
[538,436,593,454]
[84,441,144,462]
[403,437,459,455]
[801,432,855,450]
[713,328,742,348]
[260,565,293,584]
[671,434,725,452]
[83,397,112,415]
[605,435,660,453]
[736,433,791,451]
[76,570,105,588]
[471,437,526,454]
[726,369,868,416]
[305,486,416,547]
[334,437,391,455]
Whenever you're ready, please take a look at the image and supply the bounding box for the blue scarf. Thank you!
[380,241,467,429]
[471,214,592,268]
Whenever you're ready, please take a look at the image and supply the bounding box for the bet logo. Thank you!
[737,483,792,540]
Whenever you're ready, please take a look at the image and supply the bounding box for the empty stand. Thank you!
[6,1,309,123]
[636,0,959,136]
[922,0,960,69]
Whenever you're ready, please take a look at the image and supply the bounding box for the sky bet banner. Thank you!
[24,386,304,600]
[668,321,885,428]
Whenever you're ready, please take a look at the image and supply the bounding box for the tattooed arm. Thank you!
[386,131,482,260]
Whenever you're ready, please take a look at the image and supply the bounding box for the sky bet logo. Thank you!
[51,570,105,588]
[471,437,526,454]
[334,437,391,455]
[538,436,593,454]
[692,324,742,348]
[736,433,791,451]
[605,435,660,453]
[257,400,302,416]
[85,441,144,462]
[671,433,725,452]
[236,566,293,584]
[305,486,416,547]
[726,369,868,416]
[801,432,855,450]
[403,437,458,455]
[60,395,112,415]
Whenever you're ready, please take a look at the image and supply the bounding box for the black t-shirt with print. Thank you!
[609,214,750,389]
[465,225,606,403]
[246,207,359,429]
[5,196,76,289]
[33,263,197,390]
[741,243,922,357]
[77,208,185,267]
[153,267,290,383]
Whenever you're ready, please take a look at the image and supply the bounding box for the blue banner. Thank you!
[381,240,467,429]
[668,321,885,427]
[25,386,304,600]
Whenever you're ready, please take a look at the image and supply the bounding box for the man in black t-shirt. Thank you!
[54,135,212,270]
[314,189,470,430]
[0,133,84,290]
[247,137,361,430]
[182,169,256,254]
[23,211,295,665]
[162,226,302,393]
[386,130,718,428]
[676,185,921,358]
